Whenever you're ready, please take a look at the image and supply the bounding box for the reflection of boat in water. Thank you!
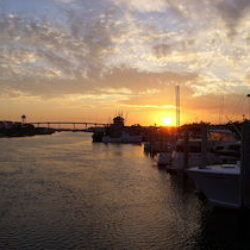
[187,163,240,208]
[102,131,142,144]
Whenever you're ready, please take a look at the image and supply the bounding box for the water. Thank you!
[0,132,250,249]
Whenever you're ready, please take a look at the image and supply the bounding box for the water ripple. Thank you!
[0,132,238,249]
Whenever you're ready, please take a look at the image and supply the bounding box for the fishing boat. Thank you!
[160,128,240,171]
[102,131,142,143]
[100,115,143,144]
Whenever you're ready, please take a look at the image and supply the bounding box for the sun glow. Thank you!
[162,116,174,126]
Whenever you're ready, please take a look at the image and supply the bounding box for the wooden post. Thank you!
[200,124,207,168]
[240,122,250,208]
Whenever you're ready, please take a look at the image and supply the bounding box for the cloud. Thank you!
[0,2,124,82]
[54,0,74,3]
[0,65,198,100]
[216,0,250,37]
[121,104,176,110]
[1,0,250,102]
[111,0,168,13]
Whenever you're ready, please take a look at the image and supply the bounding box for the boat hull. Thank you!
[157,152,172,166]
[102,135,142,144]
[187,166,241,208]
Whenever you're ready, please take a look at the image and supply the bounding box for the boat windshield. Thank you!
[208,130,236,141]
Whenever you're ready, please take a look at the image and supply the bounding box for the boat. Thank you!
[161,128,240,171]
[102,116,142,144]
[102,131,142,144]
[144,140,169,154]
[167,138,218,171]
[187,163,241,208]
[157,151,172,166]
[186,123,250,209]
[211,140,240,163]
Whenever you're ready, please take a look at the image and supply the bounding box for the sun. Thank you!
[162,116,174,126]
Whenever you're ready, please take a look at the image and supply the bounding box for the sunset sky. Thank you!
[1,0,250,125]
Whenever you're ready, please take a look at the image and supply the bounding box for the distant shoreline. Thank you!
[0,121,55,138]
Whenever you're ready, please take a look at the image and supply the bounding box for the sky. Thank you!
[1,0,250,125]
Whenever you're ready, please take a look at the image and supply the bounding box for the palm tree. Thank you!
[21,114,26,123]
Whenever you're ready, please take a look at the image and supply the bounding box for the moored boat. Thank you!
[187,163,241,208]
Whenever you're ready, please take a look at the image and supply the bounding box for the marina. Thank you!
[1,132,250,249]
[2,0,250,248]
[1,115,247,213]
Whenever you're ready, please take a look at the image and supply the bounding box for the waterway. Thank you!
[0,132,249,249]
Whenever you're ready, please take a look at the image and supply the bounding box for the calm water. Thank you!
[0,132,250,249]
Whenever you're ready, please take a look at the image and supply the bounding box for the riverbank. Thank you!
[0,121,55,137]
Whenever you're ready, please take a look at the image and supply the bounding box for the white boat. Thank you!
[101,115,142,144]
[163,129,240,171]
[211,141,240,163]
[187,163,241,208]
[165,138,219,171]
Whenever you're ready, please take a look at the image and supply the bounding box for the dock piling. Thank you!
[240,122,250,208]
[200,124,208,168]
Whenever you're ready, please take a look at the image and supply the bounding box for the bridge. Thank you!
[30,121,110,130]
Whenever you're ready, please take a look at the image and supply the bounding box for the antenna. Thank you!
[125,112,128,123]
[218,95,224,124]
[175,85,180,126]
